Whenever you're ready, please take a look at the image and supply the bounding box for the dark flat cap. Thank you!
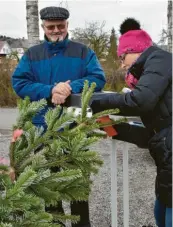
[40,6,69,20]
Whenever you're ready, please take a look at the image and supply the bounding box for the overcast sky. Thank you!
[0,0,167,43]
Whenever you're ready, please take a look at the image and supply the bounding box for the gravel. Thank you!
[0,130,157,227]
[90,139,156,227]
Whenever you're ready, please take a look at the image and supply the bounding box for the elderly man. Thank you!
[12,6,105,227]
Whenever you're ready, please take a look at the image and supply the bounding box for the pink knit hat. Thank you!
[117,18,153,57]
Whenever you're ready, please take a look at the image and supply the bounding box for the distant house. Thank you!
[0,41,11,56]
[10,39,29,59]
[0,41,12,65]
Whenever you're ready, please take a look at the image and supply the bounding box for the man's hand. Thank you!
[51,80,72,105]
[52,80,72,97]
[51,93,67,105]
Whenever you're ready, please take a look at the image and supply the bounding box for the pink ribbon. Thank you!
[11,129,23,143]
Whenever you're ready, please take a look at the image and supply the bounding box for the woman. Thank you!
[90,18,172,227]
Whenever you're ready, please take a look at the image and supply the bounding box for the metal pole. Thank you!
[111,140,117,227]
[123,142,129,227]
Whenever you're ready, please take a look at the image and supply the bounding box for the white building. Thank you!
[0,41,11,56]
[10,39,29,59]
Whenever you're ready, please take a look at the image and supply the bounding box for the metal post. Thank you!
[123,142,129,227]
[111,140,117,227]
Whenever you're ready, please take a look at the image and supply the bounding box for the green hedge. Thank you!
[0,60,18,107]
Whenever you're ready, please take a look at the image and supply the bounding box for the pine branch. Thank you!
[42,169,82,184]
[32,169,51,184]
[19,151,47,173]
[81,80,89,104]
[6,167,37,198]
[17,96,30,112]
[3,81,125,225]
[87,130,107,138]
[53,213,80,224]
[37,156,69,169]
[11,193,44,211]
[57,177,90,201]
[81,81,96,120]
[69,121,101,135]
[0,223,13,227]
[69,135,99,153]
[45,106,62,131]
[20,211,53,227]
[15,98,47,129]
[30,184,60,204]
[91,108,120,120]
[50,110,76,132]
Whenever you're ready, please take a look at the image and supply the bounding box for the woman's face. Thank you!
[120,53,141,70]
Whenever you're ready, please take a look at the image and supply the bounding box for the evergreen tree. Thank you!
[103,28,125,92]
[108,28,118,60]
[107,28,119,69]
[0,81,123,226]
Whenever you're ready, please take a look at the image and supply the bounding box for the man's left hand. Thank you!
[51,93,67,105]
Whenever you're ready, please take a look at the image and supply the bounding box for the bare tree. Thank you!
[167,0,172,52]
[26,0,40,47]
[71,21,109,59]
[158,29,168,46]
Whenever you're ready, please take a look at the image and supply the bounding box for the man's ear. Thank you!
[67,21,69,28]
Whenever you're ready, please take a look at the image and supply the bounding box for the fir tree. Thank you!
[107,28,119,69]
[0,81,124,226]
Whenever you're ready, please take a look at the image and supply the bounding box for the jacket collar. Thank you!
[129,45,159,79]
[44,34,69,53]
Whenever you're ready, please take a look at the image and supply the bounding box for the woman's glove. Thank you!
[90,98,103,114]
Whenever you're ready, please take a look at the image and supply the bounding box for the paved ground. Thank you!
[0,108,157,227]
[0,108,18,130]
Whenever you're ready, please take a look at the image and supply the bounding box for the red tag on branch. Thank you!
[11,129,23,143]
[97,116,118,137]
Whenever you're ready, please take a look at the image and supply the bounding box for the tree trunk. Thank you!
[167,0,172,52]
[26,0,40,48]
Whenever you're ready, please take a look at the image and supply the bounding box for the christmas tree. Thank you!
[0,81,122,227]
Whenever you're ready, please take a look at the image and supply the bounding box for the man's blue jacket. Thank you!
[12,38,106,127]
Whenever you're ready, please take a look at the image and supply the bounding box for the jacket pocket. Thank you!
[148,128,172,168]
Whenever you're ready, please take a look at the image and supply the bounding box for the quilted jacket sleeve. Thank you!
[91,50,171,115]
[12,53,54,101]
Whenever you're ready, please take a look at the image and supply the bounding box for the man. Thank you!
[91,18,172,227]
[12,6,105,227]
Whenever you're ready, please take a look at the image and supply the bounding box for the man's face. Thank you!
[42,19,68,42]
[120,53,141,71]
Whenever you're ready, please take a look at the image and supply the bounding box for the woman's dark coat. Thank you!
[91,46,172,207]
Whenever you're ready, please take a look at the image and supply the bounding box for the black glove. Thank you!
[90,99,104,114]
[90,93,120,114]
[113,122,152,148]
